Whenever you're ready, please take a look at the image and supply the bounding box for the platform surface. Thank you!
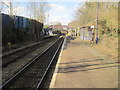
[50,36,118,88]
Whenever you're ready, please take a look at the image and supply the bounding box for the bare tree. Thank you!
[38,1,49,23]
[29,2,38,20]
[28,0,50,23]
[1,0,13,16]
[0,0,20,16]
[0,2,4,13]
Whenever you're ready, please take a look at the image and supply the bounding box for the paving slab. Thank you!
[50,36,119,88]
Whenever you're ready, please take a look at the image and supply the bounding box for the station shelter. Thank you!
[80,26,95,41]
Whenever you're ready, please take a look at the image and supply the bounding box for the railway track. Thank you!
[1,37,64,89]
[2,36,59,67]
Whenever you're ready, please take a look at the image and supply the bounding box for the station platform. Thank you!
[50,36,118,88]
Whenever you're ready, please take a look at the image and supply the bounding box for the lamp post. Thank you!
[96,0,99,44]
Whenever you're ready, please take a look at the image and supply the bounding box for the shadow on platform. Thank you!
[60,58,105,65]
[58,60,118,73]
